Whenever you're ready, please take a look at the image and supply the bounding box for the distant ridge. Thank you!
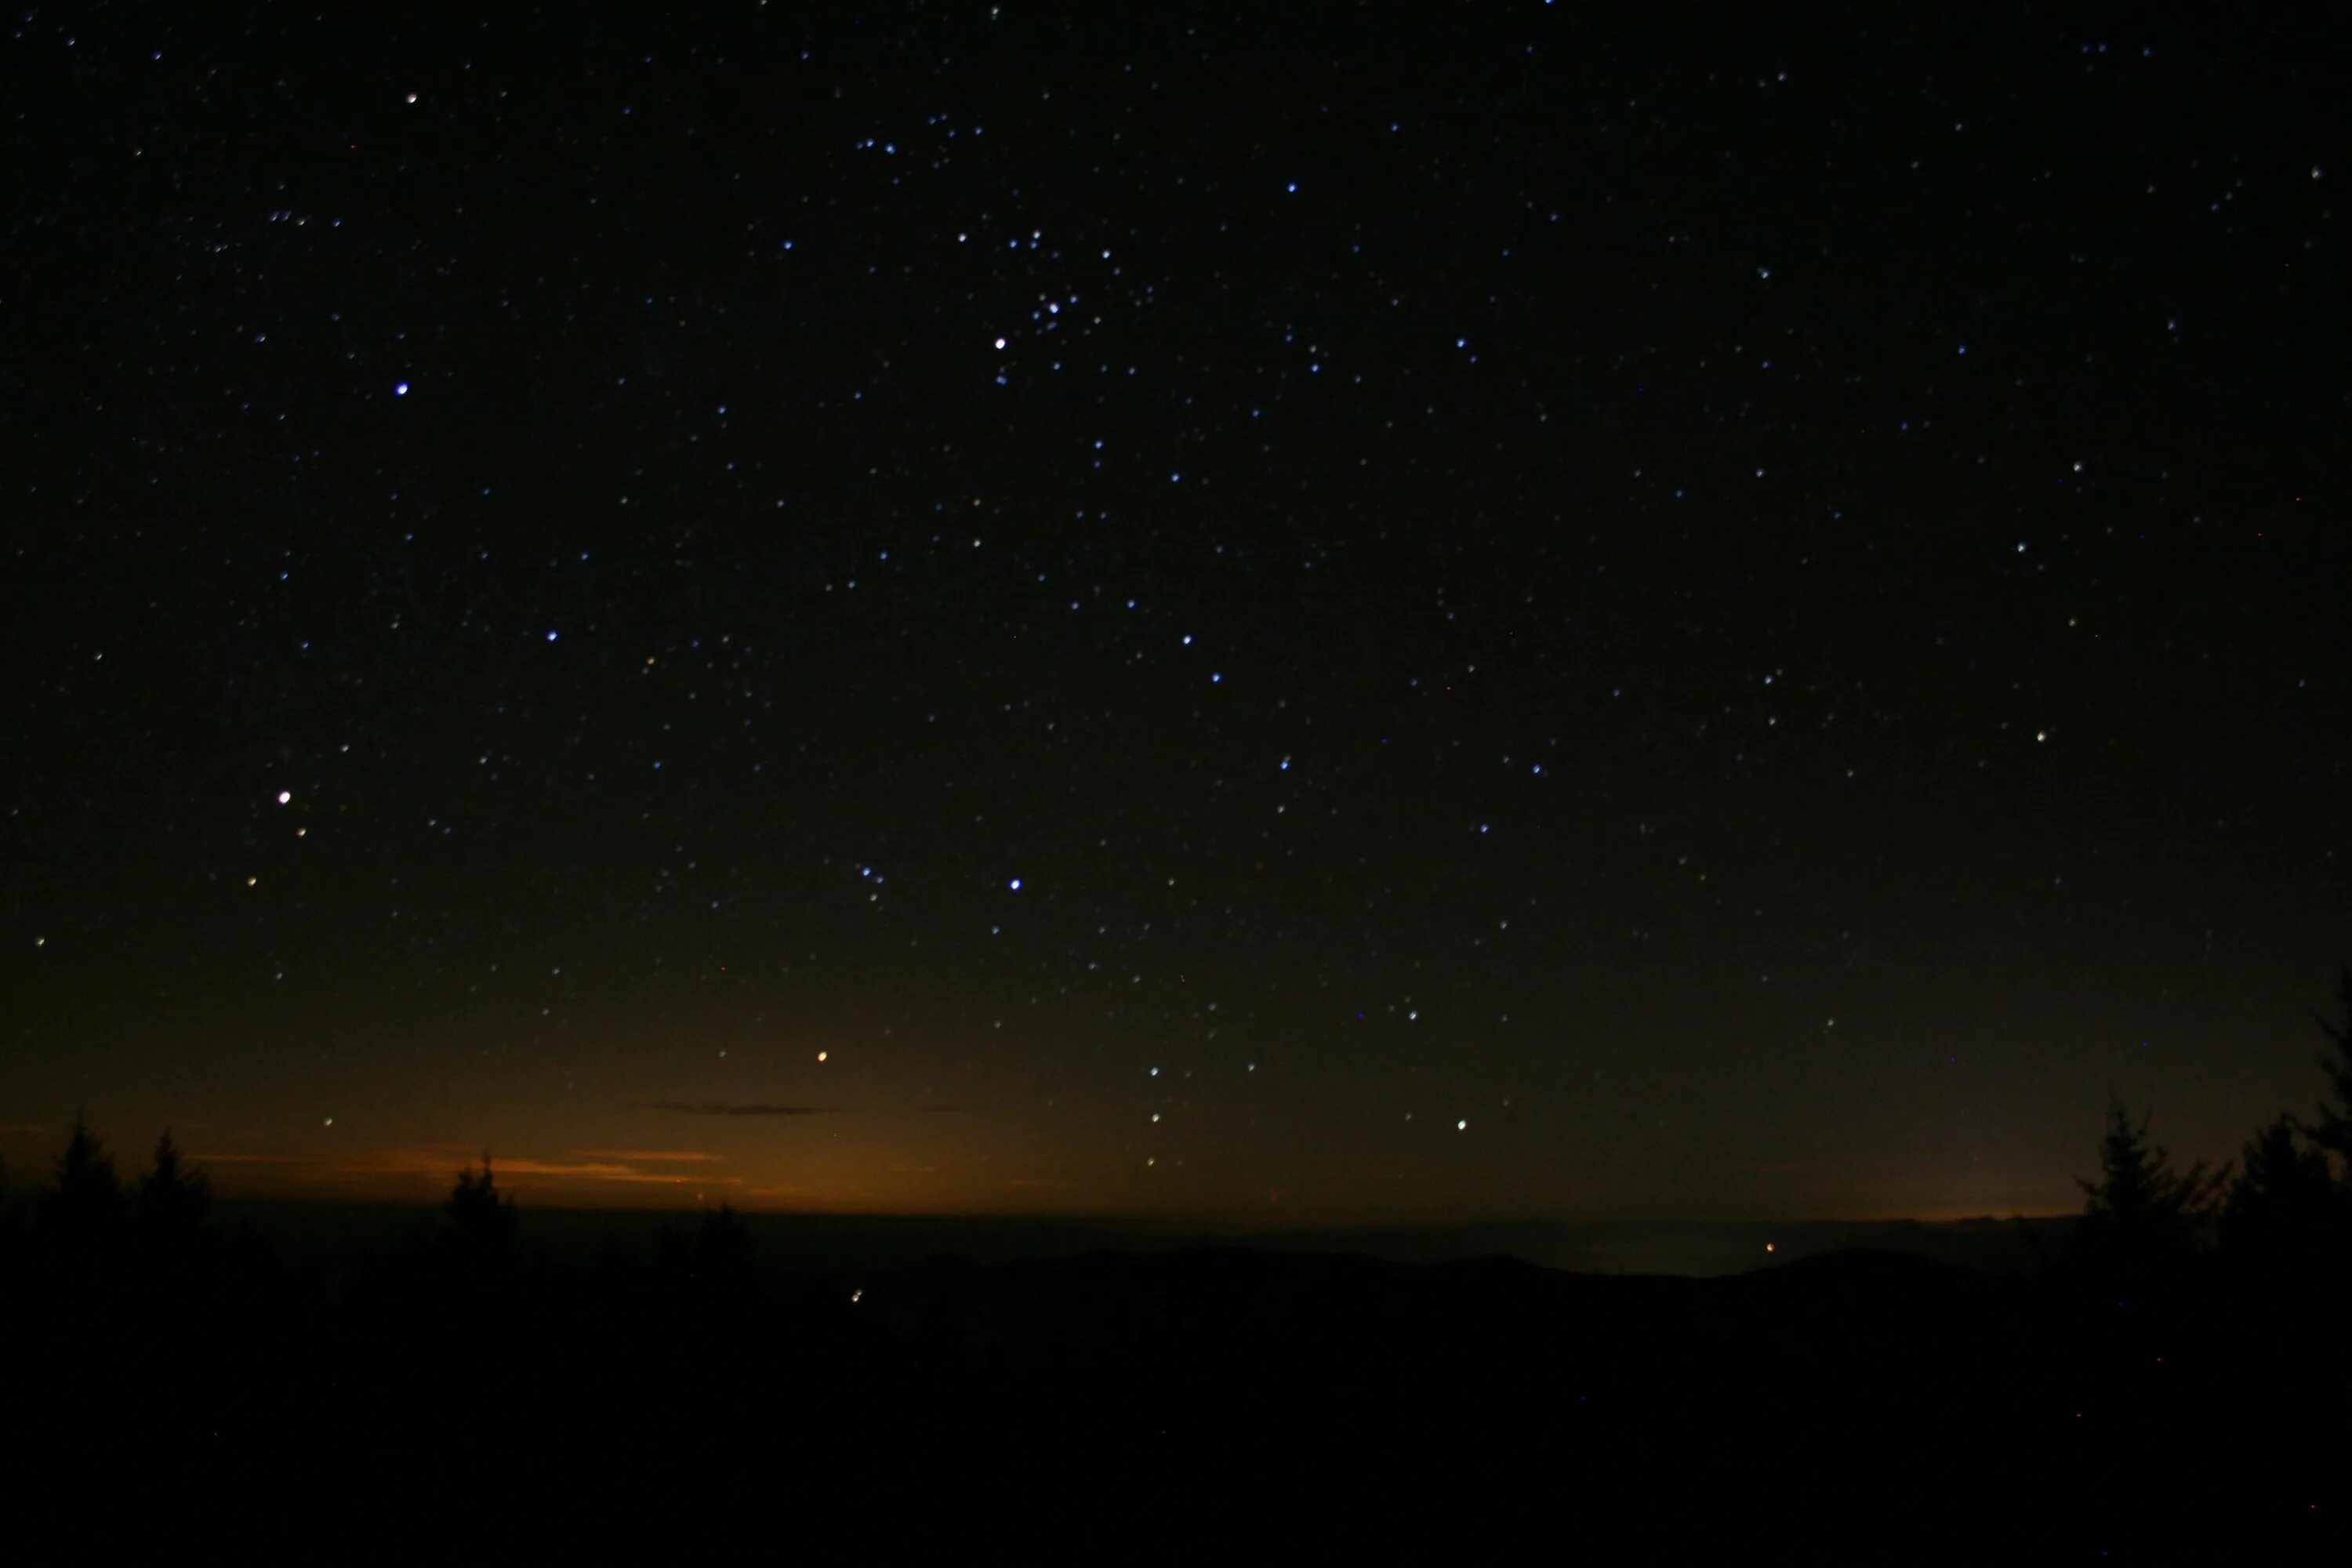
[205,1199,2065,1279]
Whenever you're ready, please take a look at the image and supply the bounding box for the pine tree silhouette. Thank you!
[45,1113,126,1242]
[446,1152,517,1272]
[2075,1098,2228,1283]
[2310,964,2352,1179]
[2219,1114,2336,1262]
[137,1130,212,1245]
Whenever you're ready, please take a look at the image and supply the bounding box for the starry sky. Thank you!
[4,3,2347,1223]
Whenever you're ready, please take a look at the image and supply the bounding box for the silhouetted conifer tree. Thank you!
[137,1130,212,1245]
[2076,1098,2227,1279]
[2220,1114,2337,1262]
[44,1114,126,1241]
[446,1153,517,1272]
[2310,964,2352,1179]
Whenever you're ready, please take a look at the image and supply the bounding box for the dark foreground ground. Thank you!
[5,1213,2340,1557]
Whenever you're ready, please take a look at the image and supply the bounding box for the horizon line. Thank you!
[193,1194,2080,1227]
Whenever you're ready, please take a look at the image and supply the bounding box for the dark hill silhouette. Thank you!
[3,1104,2343,1554]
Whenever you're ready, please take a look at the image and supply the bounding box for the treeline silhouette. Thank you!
[5,973,2350,1549]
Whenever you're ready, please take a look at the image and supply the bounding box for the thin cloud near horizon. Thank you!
[647,1102,965,1118]
[576,1148,726,1163]
[173,1147,747,1191]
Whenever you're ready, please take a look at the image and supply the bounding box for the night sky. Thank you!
[5,4,2346,1223]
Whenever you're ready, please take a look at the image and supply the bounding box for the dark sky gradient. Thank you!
[4,3,2346,1221]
